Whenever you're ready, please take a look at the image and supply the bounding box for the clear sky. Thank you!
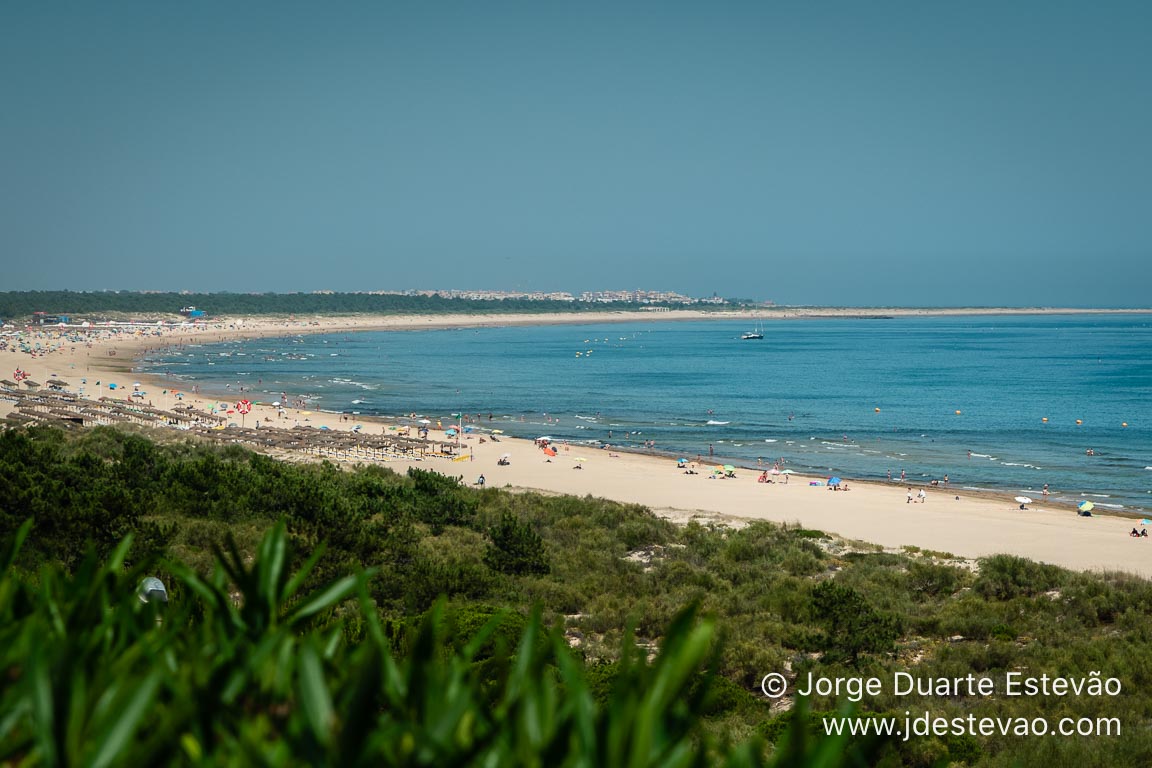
[2,1,1149,306]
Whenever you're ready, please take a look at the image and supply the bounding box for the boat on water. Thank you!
[741,320,764,340]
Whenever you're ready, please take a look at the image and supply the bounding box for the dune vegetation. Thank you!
[2,425,1150,766]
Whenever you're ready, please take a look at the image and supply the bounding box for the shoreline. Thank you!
[4,310,1151,578]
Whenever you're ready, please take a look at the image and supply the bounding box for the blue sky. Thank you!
[2,1,1149,306]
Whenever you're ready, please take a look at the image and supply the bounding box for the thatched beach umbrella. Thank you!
[47,379,69,387]
[22,380,40,389]
[0,379,17,388]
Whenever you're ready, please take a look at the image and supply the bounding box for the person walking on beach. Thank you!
[907,488,914,504]
[917,489,926,503]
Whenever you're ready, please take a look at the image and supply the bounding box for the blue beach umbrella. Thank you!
[1078,501,1095,513]
[828,477,842,486]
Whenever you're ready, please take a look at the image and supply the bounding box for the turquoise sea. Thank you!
[139,314,1152,513]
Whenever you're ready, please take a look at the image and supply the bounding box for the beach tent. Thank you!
[137,577,168,604]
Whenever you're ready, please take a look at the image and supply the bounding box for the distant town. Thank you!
[0,289,771,326]
[310,288,736,305]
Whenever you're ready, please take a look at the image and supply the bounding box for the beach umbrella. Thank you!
[1141,519,1150,526]
[780,469,795,474]
[723,464,736,472]
[536,436,553,442]
[491,429,504,434]
[828,476,842,486]
[0,380,16,388]
[1078,501,1095,513]
[1014,496,1033,506]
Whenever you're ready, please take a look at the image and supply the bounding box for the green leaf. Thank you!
[298,641,334,747]
[287,574,359,626]
[88,671,161,768]
[256,520,287,608]
[281,540,327,605]
[1,517,33,571]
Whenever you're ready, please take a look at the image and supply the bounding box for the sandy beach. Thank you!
[3,309,1150,578]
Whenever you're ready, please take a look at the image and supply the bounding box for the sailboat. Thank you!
[741,319,764,340]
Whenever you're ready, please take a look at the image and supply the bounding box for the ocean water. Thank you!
[139,314,1152,513]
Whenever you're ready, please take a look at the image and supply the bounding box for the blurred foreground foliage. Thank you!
[0,521,884,767]
[3,425,1152,766]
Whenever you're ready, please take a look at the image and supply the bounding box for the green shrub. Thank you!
[810,581,901,665]
[974,555,1066,600]
[484,512,550,576]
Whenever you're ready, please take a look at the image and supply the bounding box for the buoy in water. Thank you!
[954,410,962,415]
[1041,417,1048,423]
[874,407,881,413]
[1076,419,1083,425]
[1122,422,1128,427]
